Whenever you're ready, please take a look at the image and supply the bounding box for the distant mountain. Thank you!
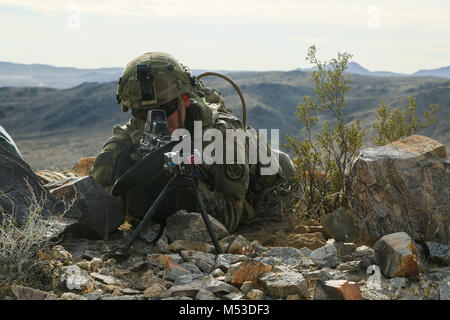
[0,61,123,89]
[0,61,240,89]
[1,70,449,170]
[1,61,450,90]
[296,62,450,78]
[413,66,450,78]
[296,62,405,77]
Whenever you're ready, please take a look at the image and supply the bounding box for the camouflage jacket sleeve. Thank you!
[90,117,144,189]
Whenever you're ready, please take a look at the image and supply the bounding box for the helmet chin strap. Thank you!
[177,96,184,129]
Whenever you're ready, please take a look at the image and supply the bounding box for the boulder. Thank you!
[169,240,215,253]
[11,285,57,300]
[262,247,306,267]
[195,289,216,300]
[59,293,88,300]
[334,242,357,257]
[163,210,229,243]
[310,242,339,268]
[336,260,363,272]
[321,208,361,243]
[426,241,450,266]
[348,246,374,268]
[374,232,424,278]
[206,279,239,295]
[246,289,265,300]
[180,250,216,273]
[143,284,167,299]
[231,260,272,287]
[90,273,126,286]
[258,271,309,299]
[215,254,248,272]
[228,235,252,254]
[349,135,449,245]
[0,144,79,235]
[50,176,124,239]
[440,276,450,300]
[313,280,362,300]
[164,263,193,283]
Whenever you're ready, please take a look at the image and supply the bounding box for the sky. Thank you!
[0,0,449,73]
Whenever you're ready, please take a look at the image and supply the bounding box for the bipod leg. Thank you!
[190,181,222,254]
[117,176,176,255]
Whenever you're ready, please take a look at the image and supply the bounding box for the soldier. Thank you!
[90,52,291,232]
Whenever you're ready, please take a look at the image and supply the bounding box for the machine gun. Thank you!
[111,109,222,255]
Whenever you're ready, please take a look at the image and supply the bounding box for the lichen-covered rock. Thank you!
[90,273,126,286]
[426,241,450,266]
[215,253,248,273]
[348,245,374,268]
[313,280,362,300]
[310,243,339,268]
[334,242,358,257]
[180,250,216,273]
[231,260,272,287]
[262,247,306,267]
[321,208,361,243]
[206,279,239,295]
[143,283,167,299]
[169,240,215,253]
[258,271,309,299]
[303,269,333,283]
[439,276,450,300]
[228,235,252,254]
[163,210,229,243]
[164,263,192,283]
[195,289,216,300]
[246,289,265,300]
[50,176,124,239]
[0,144,79,236]
[374,232,424,278]
[336,260,363,272]
[11,285,57,300]
[349,135,450,244]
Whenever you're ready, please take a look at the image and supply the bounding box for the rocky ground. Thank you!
[1,135,449,301]
[4,211,449,301]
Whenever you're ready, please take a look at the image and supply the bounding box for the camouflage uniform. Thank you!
[90,52,286,232]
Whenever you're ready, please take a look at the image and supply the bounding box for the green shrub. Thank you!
[286,45,364,220]
[372,96,439,146]
[286,47,440,222]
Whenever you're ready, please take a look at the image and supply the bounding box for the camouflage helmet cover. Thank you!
[116,52,194,112]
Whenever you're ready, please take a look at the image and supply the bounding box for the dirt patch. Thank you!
[235,219,328,249]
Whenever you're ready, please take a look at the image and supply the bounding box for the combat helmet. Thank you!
[116,52,194,113]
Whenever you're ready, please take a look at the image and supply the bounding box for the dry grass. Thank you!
[0,179,72,287]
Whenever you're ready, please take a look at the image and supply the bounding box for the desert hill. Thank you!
[0,71,449,170]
